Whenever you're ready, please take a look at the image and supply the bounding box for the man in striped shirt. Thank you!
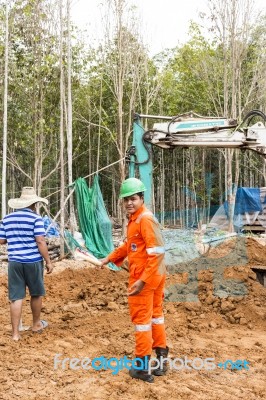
[0,187,53,341]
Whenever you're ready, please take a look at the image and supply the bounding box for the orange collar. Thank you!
[130,204,147,221]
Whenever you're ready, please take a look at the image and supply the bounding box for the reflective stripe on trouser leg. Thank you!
[152,276,167,349]
[135,323,151,332]
[152,316,164,325]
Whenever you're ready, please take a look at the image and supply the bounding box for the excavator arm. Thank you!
[142,110,266,156]
[128,110,266,210]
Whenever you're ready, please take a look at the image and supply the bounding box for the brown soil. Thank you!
[0,238,265,400]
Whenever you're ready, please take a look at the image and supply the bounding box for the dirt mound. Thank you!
[0,237,265,399]
[246,237,266,264]
[171,267,265,331]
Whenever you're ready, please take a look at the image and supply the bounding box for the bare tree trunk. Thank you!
[172,152,176,225]
[201,149,206,225]
[97,79,102,172]
[112,175,117,218]
[181,149,185,228]
[176,153,180,227]
[218,151,223,205]
[234,149,240,191]
[206,165,212,224]
[2,1,8,218]
[226,149,234,233]
[66,0,76,233]
[263,158,266,186]
[185,150,190,227]
[160,149,165,226]
[59,0,65,256]
[88,100,92,185]
[190,150,199,227]
[230,0,237,119]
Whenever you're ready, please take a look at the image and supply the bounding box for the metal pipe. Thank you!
[167,141,244,147]
[137,114,174,120]
[202,233,237,243]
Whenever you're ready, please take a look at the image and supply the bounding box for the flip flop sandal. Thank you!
[32,320,48,334]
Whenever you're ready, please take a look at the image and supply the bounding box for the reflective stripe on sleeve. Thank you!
[135,323,151,332]
[135,211,153,223]
[146,246,165,255]
[152,317,164,325]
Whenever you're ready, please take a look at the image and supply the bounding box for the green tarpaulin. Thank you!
[74,176,120,270]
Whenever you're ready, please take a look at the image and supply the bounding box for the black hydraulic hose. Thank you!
[167,113,188,134]
[139,132,152,165]
[240,109,266,127]
[127,121,152,165]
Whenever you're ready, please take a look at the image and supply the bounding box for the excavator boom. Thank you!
[141,111,266,156]
[128,110,266,210]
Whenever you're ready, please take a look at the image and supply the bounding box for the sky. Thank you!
[71,0,207,55]
[71,0,265,55]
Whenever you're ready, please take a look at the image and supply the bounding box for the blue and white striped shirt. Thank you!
[0,208,46,263]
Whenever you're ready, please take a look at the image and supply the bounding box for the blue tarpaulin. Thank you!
[234,188,262,214]
[225,187,262,216]
[43,215,60,237]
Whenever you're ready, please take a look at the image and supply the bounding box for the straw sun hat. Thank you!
[8,187,48,209]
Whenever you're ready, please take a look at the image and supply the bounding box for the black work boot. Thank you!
[129,356,154,383]
[152,346,169,376]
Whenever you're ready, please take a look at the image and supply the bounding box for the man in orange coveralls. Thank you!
[100,177,169,383]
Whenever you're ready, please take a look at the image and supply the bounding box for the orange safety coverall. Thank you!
[108,205,167,357]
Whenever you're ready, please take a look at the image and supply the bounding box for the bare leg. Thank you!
[31,296,43,331]
[10,299,23,340]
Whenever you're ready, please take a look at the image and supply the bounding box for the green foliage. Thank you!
[0,0,265,221]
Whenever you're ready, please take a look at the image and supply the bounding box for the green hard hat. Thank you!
[119,178,146,198]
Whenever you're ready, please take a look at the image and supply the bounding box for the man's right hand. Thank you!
[46,263,54,274]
